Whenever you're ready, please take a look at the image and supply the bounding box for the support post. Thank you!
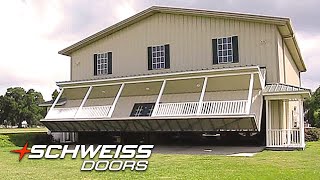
[75,86,93,118]
[197,77,208,115]
[152,80,167,117]
[246,73,254,114]
[299,98,305,148]
[266,99,269,147]
[285,100,290,146]
[46,88,64,119]
[108,83,125,117]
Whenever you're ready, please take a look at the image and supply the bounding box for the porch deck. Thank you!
[42,66,264,133]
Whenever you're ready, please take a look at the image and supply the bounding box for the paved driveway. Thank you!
[152,145,264,156]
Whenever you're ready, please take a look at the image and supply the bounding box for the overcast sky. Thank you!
[0,0,319,100]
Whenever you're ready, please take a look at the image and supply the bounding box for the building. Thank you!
[40,6,310,149]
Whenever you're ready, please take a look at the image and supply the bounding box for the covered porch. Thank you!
[264,84,310,149]
[41,66,265,133]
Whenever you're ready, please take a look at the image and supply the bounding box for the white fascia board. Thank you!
[58,66,261,88]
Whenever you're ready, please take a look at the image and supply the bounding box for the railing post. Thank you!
[46,88,64,119]
[246,73,254,114]
[152,80,167,117]
[197,77,208,115]
[108,83,125,117]
[75,86,92,118]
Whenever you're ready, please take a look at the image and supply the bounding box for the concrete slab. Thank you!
[152,146,264,156]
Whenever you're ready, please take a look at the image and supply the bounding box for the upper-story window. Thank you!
[212,36,239,64]
[148,44,170,70]
[94,52,112,76]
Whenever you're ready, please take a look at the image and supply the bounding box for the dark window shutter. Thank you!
[164,44,170,69]
[107,52,112,74]
[147,47,152,70]
[93,54,97,76]
[232,36,239,63]
[212,39,218,64]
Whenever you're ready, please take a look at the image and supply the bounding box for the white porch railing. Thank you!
[45,105,112,119]
[267,129,301,147]
[201,100,247,115]
[46,107,78,119]
[153,100,247,117]
[76,105,112,118]
[155,102,199,116]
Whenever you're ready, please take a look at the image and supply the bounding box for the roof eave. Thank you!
[58,7,159,56]
[278,21,306,72]
[263,91,311,98]
[58,6,293,56]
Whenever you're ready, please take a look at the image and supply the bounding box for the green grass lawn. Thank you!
[0,140,320,180]
[0,128,48,134]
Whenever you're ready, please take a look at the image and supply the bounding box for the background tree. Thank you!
[305,86,320,127]
[51,89,59,101]
[0,87,46,127]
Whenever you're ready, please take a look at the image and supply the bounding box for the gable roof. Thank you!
[58,6,306,72]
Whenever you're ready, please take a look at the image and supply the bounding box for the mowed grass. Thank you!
[0,141,320,180]
[0,128,48,134]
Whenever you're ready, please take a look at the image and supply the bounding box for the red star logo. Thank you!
[11,142,31,161]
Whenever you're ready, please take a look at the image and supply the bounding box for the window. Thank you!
[217,36,233,63]
[130,103,155,117]
[212,36,239,64]
[94,52,112,76]
[152,45,165,69]
[148,44,170,70]
[97,53,108,75]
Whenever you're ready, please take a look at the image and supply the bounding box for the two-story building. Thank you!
[40,6,310,150]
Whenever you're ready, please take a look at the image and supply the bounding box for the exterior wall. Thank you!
[270,100,282,129]
[112,95,158,118]
[84,98,114,106]
[284,44,300,86]
[269,100,299,130]
[277,31,300,86]
[62,99,82,108]
[70,13,279,83]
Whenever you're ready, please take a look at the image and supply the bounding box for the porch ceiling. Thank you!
[206,74,261,91]
[87,84,121,99]
[61,87,89,100]
[121,81,162,97]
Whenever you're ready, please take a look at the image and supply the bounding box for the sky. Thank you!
[0,0,319,100]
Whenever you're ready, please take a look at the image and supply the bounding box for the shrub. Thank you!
[0,135,15,147]
[8,133,53,147]
[0,133,53,147]
[305,128,320,142]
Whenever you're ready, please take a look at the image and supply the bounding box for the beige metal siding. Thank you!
[270,100,281,129]
[112,95,158,118]
[71,13,278,83]
[284,44,300,86]
[277,31,300,86]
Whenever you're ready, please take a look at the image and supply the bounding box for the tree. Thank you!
[305,86,320,127]
[0,87,46,127]
[51,89,59,101]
